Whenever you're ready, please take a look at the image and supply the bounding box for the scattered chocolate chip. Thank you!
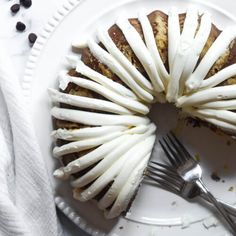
[211,172,221,182]
[28,33,37,45]
[119,226,123,230]
[16,21,26,32]
[20,0,32,8]
[222,179,225,183]
[10,4,20,13]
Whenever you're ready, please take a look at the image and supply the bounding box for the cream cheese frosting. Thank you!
[51,7,236,219]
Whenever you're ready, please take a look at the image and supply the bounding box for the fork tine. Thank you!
[162,137,183,167]
[159,139,178,167]
[147,168,183,189]
[166,134,188,163]
[169,132,195,162]
[146,164,183,189]
[145,175,179,195]
[149,161,181,179]
[145,167,182,194]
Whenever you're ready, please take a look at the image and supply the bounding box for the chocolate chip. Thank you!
[20,0,32,8]
[11,4,20,13]
[16,21,26,32]
[28,33,37,45]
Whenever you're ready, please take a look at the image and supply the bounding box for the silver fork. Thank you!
[148,132,236,233]
[146,161,236,217]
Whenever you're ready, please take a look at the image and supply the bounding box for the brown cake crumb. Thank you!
[194,154,200,162]
[228,186,234,192]
[211,172,221,182]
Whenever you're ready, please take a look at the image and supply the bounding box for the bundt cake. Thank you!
[50,7,236,219]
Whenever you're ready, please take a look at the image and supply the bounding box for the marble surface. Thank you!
[0,0,235,235]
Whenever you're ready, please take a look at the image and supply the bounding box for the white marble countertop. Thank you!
[1,0,235,235]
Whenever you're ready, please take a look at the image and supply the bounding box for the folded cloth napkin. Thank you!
[0,42,62,235]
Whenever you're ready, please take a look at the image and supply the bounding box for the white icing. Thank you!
[54,135,129,179]
[59,72,149,114]
[65,55,80,68]
[71,124,155,188]
[200,64,236,89]
[75,60,137,99]
[53,130,126,157]
[87,39,154,103]
[51,106,150,128]
[105,154,149,219]
[51,125,128,140]
[179,12,212,94]
[49,88,133,115]
[74,129,155,202]
[183,107,236,133]
[97,28,154,94]
[186,26,236,92]
[116,18,164,93]
[168,7,180,72]
[167,7,199,102]
[177,85,236,107]
[138,12,169,86]
[98,135,155,210]
[185,108,236,125]
[199,100,236,110]
[71,134,146,188]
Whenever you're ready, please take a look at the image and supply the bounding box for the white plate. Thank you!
[24,0,236,235]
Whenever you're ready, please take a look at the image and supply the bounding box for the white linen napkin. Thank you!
[0,42,61,235]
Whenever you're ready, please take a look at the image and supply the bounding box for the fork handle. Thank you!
[196,179,236,233]
[200,194,236,218]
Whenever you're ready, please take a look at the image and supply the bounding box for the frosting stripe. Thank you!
[97,28,154,94]
[51,107,150,126]
[51,126,128,140]
[199,100,236,110]
[105,154,149,219]
[71,124,156,188]
[59,73,149,114]
[53,135,129,179]
[75,60,137,99]
[192,108,236,125]
[138,12,169,85]
[87,39,154,103]
[116,18,164,93]
[98,135,155,210]
[48,88,133,115]
[184,107,236,132]
[73,125,156,201]
[168,7,181,72]
[167,7,199,102]
[177,85,236,107]
[186,26,236,92]
[200,64,236,89]
[53,131,126,157]
[71,135,144,188]
[179,12,212,94]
